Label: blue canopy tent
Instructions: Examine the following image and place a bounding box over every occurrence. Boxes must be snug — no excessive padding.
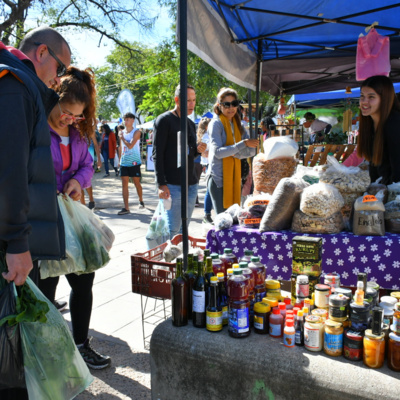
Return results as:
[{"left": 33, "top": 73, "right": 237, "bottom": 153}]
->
[{"left": 195, "top": 111, "right": 213, "bottom": 123}]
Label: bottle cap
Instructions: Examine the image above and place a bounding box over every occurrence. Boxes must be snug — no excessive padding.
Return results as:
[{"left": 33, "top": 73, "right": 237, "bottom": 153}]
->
[
  {"left": 244, "top": 250, "right": 253, "bottom": 256},
  {"left": 272, "top": 307, "right": 281, "bottom": 315},
  {"left": 232, "top": 264, "right": 240, "bottom": 269},
  {"left": 293, "top": 307, "right": 300, "bottom": 315},
  {"left": 297, "top": 310, "right": 304, "bottom": 317},
  {"left": 210, "top": 276, "right": 218, "bottom": 283},
  {"left": 286, "top": 310, "right": 294, "bottom": 316},
  {"left": 285, "top": 319, "right": 294, "bottom": 327},
  {"left": 296, "top": 275, "right": 309, "bottom": 283},
  {"left": 309, "top": 299, "right": 314, "bottom": 306},
  {"left": 357, "top": 281, "right": 364, "bottom": 290},
  {"left": 250, "top": 256, "right": 260, "bottom": 262},
  {"left": 217, "top": 272, "right": 224, "bottom": 278},
  {"left": 224, "top": 248, "right": 232, "bottom": 254},
  {"left": 233, "top": 269, "right": 243, "bottom": 276},
  {"left": 239, "top": 262, "right": 248, "bottom": 269},
  {"left": 254, "top": 302, "right": 271, "bottom": 313},
  {"left": 227, "top": 269, "right": 233, "bottom": 275},
  {"left": 303, "top": 307, "right": 309, "bottom": 314},
  {"left": 262, "top": 298, "right": 278, "bottom": 308},
  {"left": 278, "top": 302, "right": 286, "bottom": 310},
  {"left": 211, "top": 253, "right": 219, "bottom": 260},
  {"left": 265, "top": 280, "right": 280, "bottom": 289},
  {"left": 284, "top": 297, "right": 291, "bottom": 305}
]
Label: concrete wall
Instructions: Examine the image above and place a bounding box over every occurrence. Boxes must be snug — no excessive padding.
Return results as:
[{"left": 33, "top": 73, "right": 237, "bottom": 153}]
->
[{"left": 151, "top": 320, "right": 400, "bottom": 400}]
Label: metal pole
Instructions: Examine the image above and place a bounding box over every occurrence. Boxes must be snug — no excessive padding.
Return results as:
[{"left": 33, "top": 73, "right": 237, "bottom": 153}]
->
[
  {"left": 255, "top": 40, "right": 262, "bottom": 138},
  {"left": 179, "top": 0, "right": 189, "bottom": 271},
  {"left": 248, "top": 89, "right": 253, "bottom": 138}
]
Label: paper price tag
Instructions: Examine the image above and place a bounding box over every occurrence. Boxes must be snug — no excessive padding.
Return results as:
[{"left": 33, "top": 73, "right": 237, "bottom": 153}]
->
[
  {"left": 247, "top": 200, "right": 269, "bottom": 207},
  {"left": 362, "top": 195, "right": 377, "bottom": 203},
  {"left": 244, "top": 218, "right": 261, "bottom": 224}
]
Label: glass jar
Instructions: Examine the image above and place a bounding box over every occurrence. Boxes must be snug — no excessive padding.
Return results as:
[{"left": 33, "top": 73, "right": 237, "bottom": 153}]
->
[
  {"left": 344, "top": 329, "right": 364, "bottom": 361},
  {"left": 296, "top": 275, "right": 309, "bottom": 298},
  {"left": 253, "top": 301, "right": 271, "bottom": 334},
  {"left": 329, "top": 293, "right": 349, "bottom": 322},
  {"left": 393, "top": 302, "right": 400, "bottom": 334},
  {"left": 349, "top": 301, "right": 370, "bottom": 331},
  {"left": 312, "top": 308, "right": 328, "bottom": 322},
  {"left": 324, "top": 320, "right": 343, "bottom": 357},
  {"left": 314, "top": 284, "right": 331, "bottom": 308},
  {"left": 324, "top": 272, "right": 340, "bottom": 292},
  {"left": 388, "top": 331, "right": 400, "bottom": 372},
  {"left": 391, "top": 292, "right": 400, "bottom": 302},
  {"left": 266, "top": 279, "right": 281, "bottom": 301},
  {"left": 304, "top": 315, "right": 324, "bottom": 352},
  {"left": 363, "top": 329, "right": 385, "bottom": 368}
]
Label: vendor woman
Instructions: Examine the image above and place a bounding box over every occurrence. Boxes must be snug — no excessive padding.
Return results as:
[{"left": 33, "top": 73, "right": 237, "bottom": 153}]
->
[
  {"left": 207, "top": 87, "right": 258, "bottom": 214},
  {"left": 303, "top": 112, "right": 332, "bottom": 144},
  {"left": 357, "top": 75, "right": 400, "bottom": 185}
]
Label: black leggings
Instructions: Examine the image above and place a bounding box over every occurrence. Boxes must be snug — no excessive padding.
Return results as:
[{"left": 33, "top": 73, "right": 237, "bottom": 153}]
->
[{"left": 39, "top": 272, "right": 95, "bottom": 345}]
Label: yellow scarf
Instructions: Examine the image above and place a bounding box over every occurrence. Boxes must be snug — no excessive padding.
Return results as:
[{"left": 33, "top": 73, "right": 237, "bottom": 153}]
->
[{"left": 220, "top": 114, "right": 242, "bottom": 209}]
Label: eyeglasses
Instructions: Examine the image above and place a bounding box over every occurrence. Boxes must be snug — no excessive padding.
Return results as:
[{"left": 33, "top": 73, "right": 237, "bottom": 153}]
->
[
  {"left": 34, "top": 42, "right": 67, "bottom": 77},
  {"left": 220, "top": 100, "right": 240, "bottom": 108},
  {"left": 58, "top": 103, "right": 85, "bottom": 122}
]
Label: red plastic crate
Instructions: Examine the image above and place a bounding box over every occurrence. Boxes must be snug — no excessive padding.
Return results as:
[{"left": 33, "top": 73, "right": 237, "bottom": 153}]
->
[{"left": 131, "top": 235, "right": 206, "bottom": 299}]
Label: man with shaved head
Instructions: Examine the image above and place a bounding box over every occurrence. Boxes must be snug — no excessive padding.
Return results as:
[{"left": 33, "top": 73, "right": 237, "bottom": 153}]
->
[{"left": 0, "top": 26, "right": 71, "bottom": 399}]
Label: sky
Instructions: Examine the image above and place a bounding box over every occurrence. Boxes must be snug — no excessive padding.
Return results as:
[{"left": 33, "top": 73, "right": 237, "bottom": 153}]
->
[{"left": 27, "top": 1, "right": 174, "bottom": 69}]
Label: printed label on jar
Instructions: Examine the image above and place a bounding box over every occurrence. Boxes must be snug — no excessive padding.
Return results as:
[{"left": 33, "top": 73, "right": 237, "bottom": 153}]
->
[
  {"left": 254, "top": 315, "right": 264, "bottom": 330},
  {"left": 284, "top": 332, "right": 295, "bottom": 348},
  {"left": 222, "top": 306, "right": 228, "bottom": 325},
  {"left": 329, "top": 306, "right": 347, "bottom": 319},
  {"left": 324, "top": 333, "right": 343, "bottom": 353},
  {"left": 296, "top": 283, "right": 309, "bottom": 298},
  {"left": 304, "top": 327, "right": 321, "bottom": 349},
  {"left": 206, "top": 311, "right": 222, "bottom": 331},
  {"left": 343, "top": 334, "right": 363, "bottom": 361},
  {"left": 295, "top": 330, "right": 303, "bottom": 344},
  {"left": 255, "top": 291, "right": 266, "bottom": 303},
  {"left": 228, "top": 308, "right": 249, "bottom": 333},
  {"left": 269, "top": 323, "right": 281, "bottom": 337},
  {"left": 192, "top": 290, "right": 206, "bottom": 312}
]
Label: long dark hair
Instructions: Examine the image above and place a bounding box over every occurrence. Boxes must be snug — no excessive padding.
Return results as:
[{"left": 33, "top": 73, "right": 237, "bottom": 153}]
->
[
  {"left": 102, "top": 124, "right": 112, "bottom": 137},
  {"left": 357, "top": 75, "right": 400, "bottom": 165}
]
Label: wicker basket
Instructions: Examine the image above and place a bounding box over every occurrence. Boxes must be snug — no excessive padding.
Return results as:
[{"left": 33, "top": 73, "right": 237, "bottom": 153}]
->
[{"left": 131, "top": 234, "right": 206, "bottom": 300}]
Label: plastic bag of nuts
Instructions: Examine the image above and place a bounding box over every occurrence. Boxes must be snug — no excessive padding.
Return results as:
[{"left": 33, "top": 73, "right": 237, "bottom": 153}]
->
[
  {"left": 253, "top": 153, "right": 297, "bottom": 195},
  {"left": 300, "top": 183, "right": 344, "bottom": 217},
  {"left": 292, "top": 210, "right": 344, "bottom": 234}
]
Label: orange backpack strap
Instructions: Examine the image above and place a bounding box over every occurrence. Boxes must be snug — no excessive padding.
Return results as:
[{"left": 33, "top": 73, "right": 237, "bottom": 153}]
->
[{"left": 0, "top": 69, "right": 23, "bottom": 83}]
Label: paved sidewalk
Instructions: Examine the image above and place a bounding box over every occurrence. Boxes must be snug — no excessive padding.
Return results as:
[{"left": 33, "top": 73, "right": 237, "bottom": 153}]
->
[{"left": 55, "top": 166, "right": 209, "bottom": 399}]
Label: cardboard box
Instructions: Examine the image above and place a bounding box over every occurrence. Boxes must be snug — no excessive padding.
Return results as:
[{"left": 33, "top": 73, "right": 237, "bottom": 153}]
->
[{"left": 292, "top": 236, "right": 322, "bottom": 276}]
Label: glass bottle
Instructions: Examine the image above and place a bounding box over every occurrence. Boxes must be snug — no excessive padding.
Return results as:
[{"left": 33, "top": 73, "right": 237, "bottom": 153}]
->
[
  {"left": 217, "top": 272, "right": 228, "bottom": 326},
  {"left": 192, "top": 260, "right": 206, "bottom": 328},
  {"left": 354, "top": 281, "right": 365, "bottom": 306},
  {"left": 171, "top": 257, "right": 188, "bottom": 327},
  {"left": 363, "top": 329, "right": 385, "bottom": 368},
  {"left": 388, "top": 331, "right": 400, "bottom": 372},
  {"left": 206, "top": 276, "right": 222, "bottom": 332},
  {"left": 220, "top": 248, "right": 238, "bottom": 278},
  {"left": 211, "top": 253, "right": 224, "bottom": 276},
  {"left": 248, "top": 256, "right": 266, "bottom": 303},
  {"left": 295, "top": 310, "right": 304, "bottom": 346},
  {"left": 184, "top": 254, "right": 196, "bottom": 320},
  {"left": 204, "top": 256, "right": 215, "bottom": 307}
]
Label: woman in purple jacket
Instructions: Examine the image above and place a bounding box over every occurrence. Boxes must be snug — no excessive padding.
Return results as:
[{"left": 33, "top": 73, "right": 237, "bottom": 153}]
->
[{"left": 39, "top": 66, "right": 111, "bottom": 370}]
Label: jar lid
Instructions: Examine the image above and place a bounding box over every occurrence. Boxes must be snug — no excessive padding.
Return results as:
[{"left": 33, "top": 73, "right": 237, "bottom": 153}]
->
[
  {"left": 254, "top": 302, "right": 270, "bottom": 313},
  {"left": 364, "top": 329, "right": 385, "bottom": 340},
  {"left": 263, "top": 298, "right": 279, "bottom": 308},
  {"left": 350, "top": 301, "right": 370, "bottom": 311},
  {"left": 345, "top": 329, "right": 364, "bottom": 340},
  {"left": 305, "top": 315, "right": 321, "bottom": 324},
  {"left": 329, "top": 293, "right": 349, "bottom": 306},
  {"left": 395, "top": 302, "right": 400, "bottom": 312},
  {"left": 315, "top": 284, "right": 330, "bottom": 292},
  {"left": 325, "top": 319, "right": 342, "bottom": 328},
  {"left": 210, "top": 276, "right": 218, "bottom": 283},
  {"left": 380, "top": 296, "right": 397, "bottom": 305},
  {"left": 224, "top": 248, "right": 233, "bottom": 254},
  {"left": 389, "top": 331, "right": 400, "bottom": 341},
  {"left": 324, "top": 273, "right": 340, "bottom": 280},
  {"left": 296, "top": 275, "right": 309, "bottom": 283},
  {"left": 390, "top": 291, "right": 400, "bottom": 300},
  {"left": 211, "top": 253, "right": 219, "bottom": 259},
  {"left": 265, "top": 279, "right": 280, "bottom": 289},
  {"left": 334, "top": 287, "right": 352, "bottom": 298},
  {"left": 366, "top": 288, "right": 378, "bottom": 298},
  {"left": 239, "top": 262, "right": 248, "bottom": 269},
  {"left": 312, "top": 308, "right": 327, "bottom": 317}
]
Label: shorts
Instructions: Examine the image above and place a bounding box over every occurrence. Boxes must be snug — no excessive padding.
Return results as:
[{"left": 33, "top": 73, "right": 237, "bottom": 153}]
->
[{"left": 120, "top": 165, "right": 141, "bottom": 178}]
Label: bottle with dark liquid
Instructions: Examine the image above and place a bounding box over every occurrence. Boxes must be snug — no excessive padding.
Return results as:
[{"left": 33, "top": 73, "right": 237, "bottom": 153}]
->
[
  {"left": 211, "top": 253, "right": 224, "bottom": 276},
  {"left": 205, "top": 256, "right": 215, "bottom": 307},
  {"left": 220, "top": 248, "right": 238, "bottom": 279},
  {"left": 184, "top": 253, "right": 196, "bottom": 320},
  {"left": 239, "top": 249, "right": 253, "bottom": 263},
  {"left": 217, "top": 272, "right": 229, "bottom": 326},
  {"left": 192, "top": 260, "right": 206, "bottom": 328},
  {"left": 171, "top": 257, "right": 188, "bottom": 327},
  {"left": 203, "top": 248, "right": 210, "bottom": 261},
  {"left": 206, "top": 276, "right": 223, "bottom": 332}
]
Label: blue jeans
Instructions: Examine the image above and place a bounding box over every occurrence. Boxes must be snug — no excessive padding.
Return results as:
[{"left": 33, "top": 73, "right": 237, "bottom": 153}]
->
[
  {"left": 166, "top": 184, "right": 198, "bottom": 239},
  {"left": 204, "top": 189, "right": 213, "bottom": 214},
  {"left": 101, "top": 148, "right": 114, "bottom": 174}
]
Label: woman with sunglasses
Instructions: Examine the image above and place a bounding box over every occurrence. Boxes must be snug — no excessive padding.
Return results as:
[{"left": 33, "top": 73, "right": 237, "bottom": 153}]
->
[
  {"left": 208, "top": 87, "right": 259, "bottom": 214},
  {"left": 39, "top": 66, "right": 111, "bottom": 370}
]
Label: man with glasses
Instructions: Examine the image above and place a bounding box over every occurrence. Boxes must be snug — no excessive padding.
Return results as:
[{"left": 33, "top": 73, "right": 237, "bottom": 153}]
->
[
  {"left": 0, "top": 26, "right": 71, "bottom": 399},
  {"left": 153, "top": 84, "right": 207, "bottom": 239}
]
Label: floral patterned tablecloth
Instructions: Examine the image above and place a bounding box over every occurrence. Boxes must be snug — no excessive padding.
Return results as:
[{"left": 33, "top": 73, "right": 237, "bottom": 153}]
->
[{"left": 206, "top": 225, "right": 400, "bottom": 289}]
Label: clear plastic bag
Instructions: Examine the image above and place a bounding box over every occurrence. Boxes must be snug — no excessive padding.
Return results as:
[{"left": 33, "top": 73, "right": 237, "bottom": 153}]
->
[
  {"left": 294, "top": 164, "right": 323, "bottom": 185},
  {"left": 19, "top": 277, "right": 93, "bottom": 400},
  {"left": 300, "top": 183, "right": 344, "bottom": 217},
  {"left": 146, "top": 200, "right": 170, "bottom": 249},
  {"left": 387, "top": 181, "right": 400, "bottom": 202},
  {"left": 260, "top": 177, "right": 309, "bottom": 232},
  {"left": 292, "top": 210, "right": 344, "bottom": 234},
  {"left": 354, "top": 194, "right": 385, "bottom": 212},
  {"left": 238, "top": 208, "right": 262, "bottom": 229},
  {"left": 353, "top": 210, "right": 385, "bottom": 236},
  {"left": 214, "top": 212, "right": 233, "bottom": 231},
  {"left": 263, "top": 136, "right": 299, "bottom": 160},
  {"left": 163, "top": 240, "right": 182, "bottom": 263},
  {"left": 367, "top": 178, "right": 388, "bottom": 203},
  {"left": 226, "top": 203, "right": 241, "bottom": 224},
  {"left": 384, "top": 195, "right": 400, "bottom": 232},
  {"left": 243, "top": 194, "right": 271, "bottom": 215}
]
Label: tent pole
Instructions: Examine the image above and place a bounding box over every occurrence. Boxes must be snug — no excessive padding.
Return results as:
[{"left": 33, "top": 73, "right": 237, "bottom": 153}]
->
[
  {"left": 248, "top": 89, "right": 253, "bottom": 138},
  {"left": 179, "top": 0, "right": 188, "bottom": 271},
  {"left": 255, "top": 40, "right": 262, "bottom": 138}
]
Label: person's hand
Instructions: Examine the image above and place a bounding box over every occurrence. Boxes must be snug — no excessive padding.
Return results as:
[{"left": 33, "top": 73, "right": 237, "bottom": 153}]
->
[
  {"left": 201, "top": 150, "right": 209, "bottom": 158},
  {"left": 63, "top": 179, "right": 82, "bottom": 201},
  {"left": 97, "top": 160, "right": 102, "bottom": 169},
  {"left": 3, "top": 251, "right": 33, "bottom": 286},
  {"left": 158, "top": 185, "right": 170, "bottom": 199},
  {"left": 245, "top": 139, "right": 259, "bottom": 148},
  {"left": 197, "top": 142, "right": 207, "bottom": 153}
]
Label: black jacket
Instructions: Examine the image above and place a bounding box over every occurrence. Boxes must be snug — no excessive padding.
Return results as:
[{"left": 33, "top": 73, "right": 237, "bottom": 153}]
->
[
  {"left": 369, "top": 110, "right": 400, "bottom": 185},
  {"left": 0, "top": 47, "right": 65, "bottom": 260}
]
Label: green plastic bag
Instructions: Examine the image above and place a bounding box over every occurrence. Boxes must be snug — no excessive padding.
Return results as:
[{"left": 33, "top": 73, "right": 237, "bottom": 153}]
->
[{"left": 19, "top": 278, "right": 93, "bottom": 400}]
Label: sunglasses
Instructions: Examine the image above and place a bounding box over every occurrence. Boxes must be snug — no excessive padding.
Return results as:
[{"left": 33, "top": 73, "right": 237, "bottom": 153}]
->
[
  {"left": 220, "top": 100, "right": 240, "bottom": 108},
  {"left": 34, "top": 42, "right": 67, "bottom": 77},
  {"left": 58, "top": 103, "right": 85, "bottom": 122}
]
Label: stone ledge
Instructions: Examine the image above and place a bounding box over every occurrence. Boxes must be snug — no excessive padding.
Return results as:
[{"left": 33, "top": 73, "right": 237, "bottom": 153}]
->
[{"left": 150, "top": 319, "right": 400, "bottom": 400}]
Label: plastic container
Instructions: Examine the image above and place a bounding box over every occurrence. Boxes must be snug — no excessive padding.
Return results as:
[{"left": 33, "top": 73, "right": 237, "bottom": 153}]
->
[
  {"left": 248, "top": 257, "right": 266, "bottom": 303},
  {"left": 220, "top": 248, "right": 238, "bottom": 278},
  {"left": 324, "top": 320, "right": 343, "bottom": 357},
  {"left": 278, "top": 302, "right": 287, "bottom": 331},
  {"left": 388, "top": 331, "right": 400, "bottom": 371},
  {"left": 239, "top": 262, "right": 256, "bottom": 325},
  {"left": 349, "top": 301, "right": 370, "bottom": 331},
  {"left": 329, "top": 293, "right": 349, "bottom": 322},
  {"left": 312, "top": 308, "right": 328, "bottom": 322},
  {"left": 253, "top": 301, "right": 271, "bottom": 334},
  {"left": 262, "top": 298, "right": 278, "bottom": 309},
  {"left": 393, "top": 303, "right": 400, "bottom": 334},
  {"left": 314, "top": 284, "right": 331, "bottom": 308},
  {"left": 217, "top": 272, "right": 228, "bottom": 326},
  {"left": 284, "top": 297, "right": 294, "bottom": 311},
  {"left": 365, "top": 288, "right": 378, "bottom": 309},
  {"left": 228, "top": 269, "right": 250, "bottom": 338},
  {"left": 266, "top": 279, "right": 281, "bottom": 301},
  {"left": 343, "top": 329, "right": 364, "bottom": 361},
  {"left": 363, "top": 329, "right": 385, "bottom": 368},
  {"left": 269, "top": 307, "right": 283, "bottom": 338},
  {"left": 304, "top": 315, "right": 324, "bottom": 352},
  {"left": 296, "top": 275, "right": 309, "bottom": 298},
  {"left": 239, "top": 249, "right": 253, "bottom": 264},
  {"left": 324, "top": 273, "right": 340, "bottom": 292},
  {"left": 283, "top": 319, "right": 296, "bottom": 348},
  {"left": 211, "top": 253, "right": 225, "bottom": 276}
]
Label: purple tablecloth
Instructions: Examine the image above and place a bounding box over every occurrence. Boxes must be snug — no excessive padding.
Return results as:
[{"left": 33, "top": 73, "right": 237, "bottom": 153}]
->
[{"left": 206, "top": 225, "right": 400, "bottom": 289}]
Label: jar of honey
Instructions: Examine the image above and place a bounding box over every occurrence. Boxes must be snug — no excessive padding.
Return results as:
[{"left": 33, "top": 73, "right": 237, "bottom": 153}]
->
[
  {"left": 388, "top": 331, "right": 400, "bottom": 372},
  {"left": 363, "top": 329, "right": 385, "bottom": 369},
  {"left": 324, "top": 320, "right": 343, "bottom": 357}
]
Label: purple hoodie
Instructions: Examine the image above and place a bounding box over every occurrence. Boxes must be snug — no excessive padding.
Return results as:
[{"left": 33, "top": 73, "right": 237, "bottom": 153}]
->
[{"left": 50, "top": 125, "right": 94, "bottom": 193}]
